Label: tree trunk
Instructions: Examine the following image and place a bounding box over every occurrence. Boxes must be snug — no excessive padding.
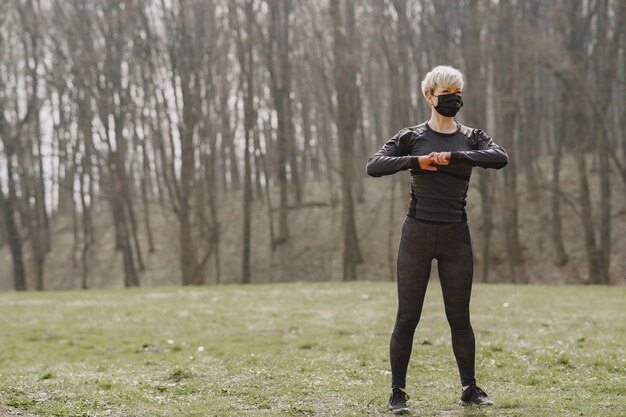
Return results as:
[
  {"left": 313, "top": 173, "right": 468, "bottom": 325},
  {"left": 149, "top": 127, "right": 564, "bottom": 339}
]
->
[
  {"left": 140, "top": 135, "right": 156, "bottom": 253},
  {"left": 331, "top": 0, "right": 362, "bottom": 281},
  {"left": 0, "top": 165, "right": 27, "bottom": 291},
  {"left": 239, "top": 0, "right": 256, "bottom": 284},
  {"left": 265, "top": 0, "right": 293, "bottom": 245},
  {"left": 550, "top": 93, "right": 569, "bottom": 267}
]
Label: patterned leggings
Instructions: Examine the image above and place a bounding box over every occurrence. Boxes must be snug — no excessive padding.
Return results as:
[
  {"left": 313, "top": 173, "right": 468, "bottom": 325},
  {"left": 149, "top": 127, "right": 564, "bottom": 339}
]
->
[{"left": 390, "top": 215, "right": 477, "bottom": 388}]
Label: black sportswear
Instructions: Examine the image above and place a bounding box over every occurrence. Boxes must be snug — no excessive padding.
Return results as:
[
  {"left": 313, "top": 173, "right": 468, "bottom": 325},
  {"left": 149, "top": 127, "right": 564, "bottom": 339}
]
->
[
  {"left": 367, "top": 121, "right": 507, "bottom": 396},
  {"left": 366, "top": 122, "right": 508, "bottom": 222},
  {"left": 390, "top": 216, "right": 477, "bottom": 389}
]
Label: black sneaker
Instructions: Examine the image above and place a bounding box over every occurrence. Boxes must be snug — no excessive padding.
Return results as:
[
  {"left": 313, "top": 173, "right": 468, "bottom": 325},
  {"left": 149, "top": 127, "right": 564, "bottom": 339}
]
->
[
  {"left": 459, "top": 384, "right": 494, "bottom": 406},
  {"left": 388, "top": 387, "right": 410, "bottom": 414}
]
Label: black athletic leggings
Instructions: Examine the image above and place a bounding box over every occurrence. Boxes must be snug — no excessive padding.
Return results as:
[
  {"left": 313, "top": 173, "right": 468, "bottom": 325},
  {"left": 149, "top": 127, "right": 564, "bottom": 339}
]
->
[{"left": 390, "top": 215, "right": 477, "bottom": 388}]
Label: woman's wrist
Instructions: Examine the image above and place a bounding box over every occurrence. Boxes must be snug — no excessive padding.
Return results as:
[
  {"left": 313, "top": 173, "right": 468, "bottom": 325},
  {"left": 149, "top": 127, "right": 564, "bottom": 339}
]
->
[
  {"left": 409, "top": 156, "right": 422, "bottom": 170},
  {"left": 450, "top": 151, "right": 462, "bottom": 163}
]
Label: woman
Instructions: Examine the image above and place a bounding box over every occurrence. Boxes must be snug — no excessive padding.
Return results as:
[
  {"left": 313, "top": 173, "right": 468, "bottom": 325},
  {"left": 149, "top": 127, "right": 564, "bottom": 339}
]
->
[{"left": 366, "top": 65, "right": 508, "bottom": 414}]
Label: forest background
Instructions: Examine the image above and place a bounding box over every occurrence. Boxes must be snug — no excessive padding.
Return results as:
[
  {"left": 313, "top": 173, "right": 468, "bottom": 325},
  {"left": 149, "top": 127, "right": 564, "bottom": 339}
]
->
[{"left": 0, "top": 0, "right": 625, "bottom": 291}]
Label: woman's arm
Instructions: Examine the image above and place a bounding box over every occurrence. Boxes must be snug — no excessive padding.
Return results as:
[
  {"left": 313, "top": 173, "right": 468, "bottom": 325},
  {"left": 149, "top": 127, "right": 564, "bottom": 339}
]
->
[
  {"left": 449, "top": 129, "right": 509, "bottom": 169},
  {"left": 366, "top": 129, "right": 426, "bottom": 177}
]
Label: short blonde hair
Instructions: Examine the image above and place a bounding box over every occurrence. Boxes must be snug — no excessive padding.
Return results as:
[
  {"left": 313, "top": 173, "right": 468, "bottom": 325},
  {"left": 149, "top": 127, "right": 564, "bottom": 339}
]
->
[{"left": 421, "top": 65, "right": 464, "bottom": 98}]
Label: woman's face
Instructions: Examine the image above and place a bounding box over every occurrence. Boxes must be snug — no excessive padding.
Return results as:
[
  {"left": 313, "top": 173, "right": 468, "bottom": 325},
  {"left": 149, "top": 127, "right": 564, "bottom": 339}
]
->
[{"left": 427, "top": 85, "right": 463, "bottom": 107}]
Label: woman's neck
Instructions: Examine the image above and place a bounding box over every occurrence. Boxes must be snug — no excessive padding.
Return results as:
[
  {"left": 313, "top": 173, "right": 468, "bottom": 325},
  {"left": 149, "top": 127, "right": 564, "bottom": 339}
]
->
[{"left": 427, "top": 112, "right": 457, "bottom": 133}]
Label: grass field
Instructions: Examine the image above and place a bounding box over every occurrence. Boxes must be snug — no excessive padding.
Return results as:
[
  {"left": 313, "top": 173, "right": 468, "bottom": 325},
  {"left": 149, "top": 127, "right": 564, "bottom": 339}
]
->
[{"left": 0, "top": 281, "right": 624, "bottom": 417}]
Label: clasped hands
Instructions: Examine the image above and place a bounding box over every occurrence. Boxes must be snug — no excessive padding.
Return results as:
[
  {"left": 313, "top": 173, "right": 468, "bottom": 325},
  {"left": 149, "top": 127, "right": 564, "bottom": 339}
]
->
[{"left": 418, "top": 151, "right": 451, "bottom": 171}]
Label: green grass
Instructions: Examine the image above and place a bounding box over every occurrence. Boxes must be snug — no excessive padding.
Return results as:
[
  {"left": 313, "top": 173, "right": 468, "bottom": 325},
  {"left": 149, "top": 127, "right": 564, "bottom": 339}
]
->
[{"left": 0, "top": 281, "right": 624, "bottom": 416}]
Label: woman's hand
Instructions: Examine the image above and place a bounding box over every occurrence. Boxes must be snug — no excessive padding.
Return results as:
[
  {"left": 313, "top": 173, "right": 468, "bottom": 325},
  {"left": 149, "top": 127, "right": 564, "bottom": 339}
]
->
[
  {"left": 418, "top": 153, "right": 438, "bottom": 171},
  {"left": 432, "top": 151, "right": 451, "bottom": 165}
]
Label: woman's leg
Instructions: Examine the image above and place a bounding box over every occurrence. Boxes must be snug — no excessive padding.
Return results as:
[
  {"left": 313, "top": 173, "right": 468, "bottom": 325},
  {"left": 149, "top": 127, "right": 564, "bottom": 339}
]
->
[
  {"left": 436, "top": 222, "right": 477, "bottom": 387},
  {"left": 390, "top": 216, "right": 436, "bottom": 389}
]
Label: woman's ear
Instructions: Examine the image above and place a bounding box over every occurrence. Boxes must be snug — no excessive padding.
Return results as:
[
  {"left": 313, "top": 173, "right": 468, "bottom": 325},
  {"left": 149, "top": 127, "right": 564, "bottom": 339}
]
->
[{"left": 426, "top": 92, "right": 436, "bottom": 107}]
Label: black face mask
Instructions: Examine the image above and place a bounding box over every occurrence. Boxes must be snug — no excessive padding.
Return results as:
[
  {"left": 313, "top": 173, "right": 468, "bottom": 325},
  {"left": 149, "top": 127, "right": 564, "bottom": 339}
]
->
[{"left": 432, "top": 92, "right": 463, "bottom": 117}]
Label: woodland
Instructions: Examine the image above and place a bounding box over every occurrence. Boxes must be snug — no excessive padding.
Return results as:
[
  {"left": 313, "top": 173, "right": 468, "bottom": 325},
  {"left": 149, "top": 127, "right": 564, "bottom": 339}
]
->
[{"left": 0, "top": 0, "right": 624, "bottom": 290}]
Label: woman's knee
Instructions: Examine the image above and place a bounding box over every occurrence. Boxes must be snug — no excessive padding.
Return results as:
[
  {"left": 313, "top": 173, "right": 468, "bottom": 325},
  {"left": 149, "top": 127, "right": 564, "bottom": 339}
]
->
[
  {"left": 445, "top": 312, "right": 472, "bottom": 332},
  {"left": 392, "top": 312, "right": 421, "bottom": 335}
]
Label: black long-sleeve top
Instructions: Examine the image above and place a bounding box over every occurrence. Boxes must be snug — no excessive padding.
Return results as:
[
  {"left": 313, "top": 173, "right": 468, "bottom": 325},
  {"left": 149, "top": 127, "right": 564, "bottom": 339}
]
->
[{"left": 366, "top": 122, "right": 509, "bottom": 222}]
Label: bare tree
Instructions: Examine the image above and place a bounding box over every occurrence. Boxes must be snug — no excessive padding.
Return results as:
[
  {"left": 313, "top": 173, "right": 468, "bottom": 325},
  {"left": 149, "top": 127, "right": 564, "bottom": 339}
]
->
[
  {"left": 330, "top": 0, "right": 363, "bottom": 281},
  {"left": 230, "top": 0, "right": 257, "bottom": 283}
]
